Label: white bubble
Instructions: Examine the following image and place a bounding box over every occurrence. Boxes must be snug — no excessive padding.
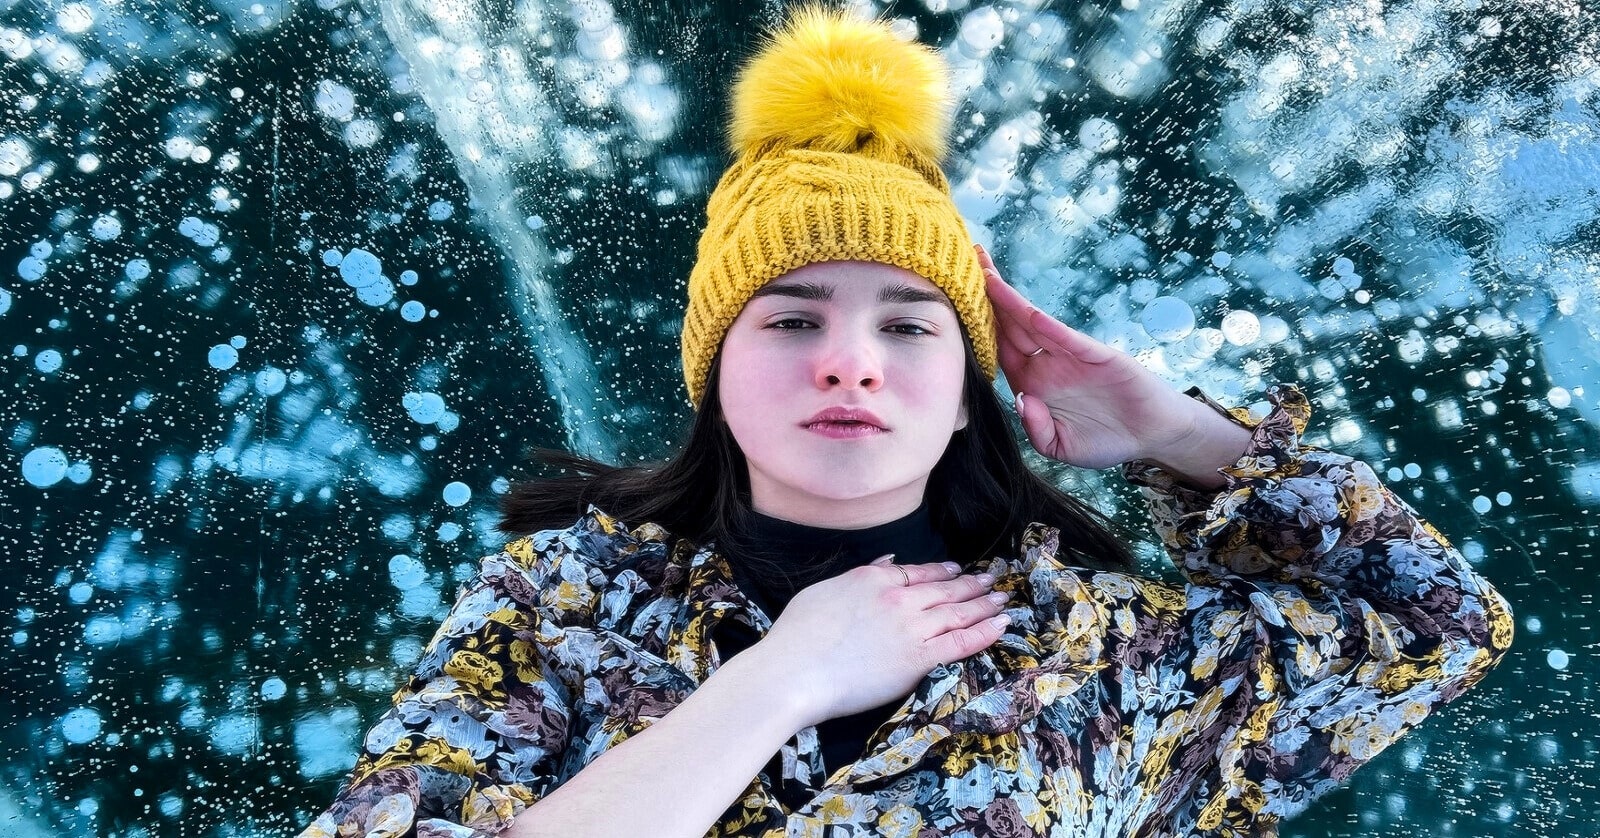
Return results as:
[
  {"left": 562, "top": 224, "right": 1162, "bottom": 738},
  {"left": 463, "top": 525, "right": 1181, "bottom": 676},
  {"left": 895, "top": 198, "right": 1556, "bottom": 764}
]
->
[
  {"left": 178, "top": 216, "right": 220, "bottom": 246},
  {"left": 399, "top": 269, "right": 418, "bottom": 285},
  {"left": 0, "top": 137, "right": 33, "bottom": 176},
  {"left": 260, "top": 677, "right": 287, "bottom": 701},
  {"left": 1547, "top": 387, "right": 1571, "bottom": 409},
  {"left": 22, "top": 446, "right": 69, "bottom": 487},
  {"left": 18, "top": 256, "right": 47, "bottom": 281},
  {"left": 437, "top": 521, "right": 462, "bottom": 542},
  {"left": 163, "top": 137, "right": 195, "bottom": 160},
  {"left": 442, "top": 481, "right": 471, "bottom": 507},
  {"left": 125, "top": 259, "right": 150, "bottom": 280},
  {"left": 1495, "top": 491, "right": 1512, "bottom": 506},
  {"left": 338, "top": 248, "right": 383, "bottom": 288},
  {"left": 355, "top": 275, "right": 396, "bottom": 307},
  {"left": 84, "top": 614, "right": 123, "bottom": 646},
  {"left": 207, "top": 344, "right": 238, "bottom": 370},
  {"left": 90, "top": 215, "right": 122, "bottom": 240},
  {"left": 402, "top": 391, "right": 446, "bottom": 424},
  {"left": 400, "top": 301, "right": 426, "bottom": 322},
  {"left": 388, "top": 554, "right": 427, "bottom": 590},
  {"left": 1077, "top": 117, "right": 1121, "bottom": 154},
  {"left": 58, "top": 4, "right": 96, "bottom": 34},
  {"left": 1547, "top": 649, "right": 1569, "bottom": 671},
  {"left": 60, "top": 707, "right": 103, "bottom": 744},
  {"left": 1220, "top": 310, "right": 1261, "bottom": 346},
  {"left": 313, "top": 79, "right": 356, "bottom": 121},
  {"left": 1139, "top": 296, "right": 1195, "bottom": 342},
  {"left": 210, "top": 713, "right": 259, "bottom": 756},
  {"left": 427, "top": 201, "right": 454, "bottom": 220},
  {"left": 344, "top": 119, "right": 380, "bottom": 148},
  {"left": 1471, "top": 495, "right": 1492, "bottom": 514},
  {"left": 254, "top": 366, "right": 287, "bottom": 396},
  {"left": 957, "top": 7, "right": 1005, "bottom": 55},
  {"left": 35, "top": 349, "right": 63, "bottom": 373},
  {"left": 1210, "top": 251, "right": 1232, "bottom": 269},
  {"left": 68, "top": 582, "right": 94, "bottom": 604},
  {"left": 1332, "top": 256, "right": 1355, "bottom": 276}
]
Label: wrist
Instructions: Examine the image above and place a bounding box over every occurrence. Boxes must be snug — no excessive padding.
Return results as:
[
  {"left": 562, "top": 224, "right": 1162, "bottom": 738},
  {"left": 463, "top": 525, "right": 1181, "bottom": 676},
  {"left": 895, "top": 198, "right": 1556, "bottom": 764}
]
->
[
  {"left": 721, "top": 639, "right": 819, "bottom": 731},
  {"left": 1141, "top": 394, "right": 1254, "bottom": 491}
]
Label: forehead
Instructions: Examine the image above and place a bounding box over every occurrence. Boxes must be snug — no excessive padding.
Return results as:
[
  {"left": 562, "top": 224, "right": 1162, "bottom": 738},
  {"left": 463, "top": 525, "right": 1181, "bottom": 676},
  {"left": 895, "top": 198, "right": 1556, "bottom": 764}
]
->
[{"left": 748, "top": 260, "right": 954, "bottom": 310}]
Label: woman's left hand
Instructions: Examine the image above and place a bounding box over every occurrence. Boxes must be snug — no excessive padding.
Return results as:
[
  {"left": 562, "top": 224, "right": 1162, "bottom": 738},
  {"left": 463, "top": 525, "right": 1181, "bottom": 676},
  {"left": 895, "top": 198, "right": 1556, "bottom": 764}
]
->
[{"left": 977, "top": 244, "right": 1199, "bottom": 470}]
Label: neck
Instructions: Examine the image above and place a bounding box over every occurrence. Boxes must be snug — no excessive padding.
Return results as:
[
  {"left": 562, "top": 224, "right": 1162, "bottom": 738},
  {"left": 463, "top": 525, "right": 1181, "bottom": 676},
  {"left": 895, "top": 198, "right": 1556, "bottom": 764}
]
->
[{"left": 746, "top": 477, "right": 929, "bottom": 529}]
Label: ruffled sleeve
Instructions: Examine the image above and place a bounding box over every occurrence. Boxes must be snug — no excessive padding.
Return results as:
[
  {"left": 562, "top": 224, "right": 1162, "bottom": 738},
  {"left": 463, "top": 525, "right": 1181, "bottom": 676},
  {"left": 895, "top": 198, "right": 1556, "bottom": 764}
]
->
[
  {"left": 296, "top": 537, "right": 576, "bottom": 838},
  {"left": 1114, "top": 383, "right": 1515, "bottom": 833}
]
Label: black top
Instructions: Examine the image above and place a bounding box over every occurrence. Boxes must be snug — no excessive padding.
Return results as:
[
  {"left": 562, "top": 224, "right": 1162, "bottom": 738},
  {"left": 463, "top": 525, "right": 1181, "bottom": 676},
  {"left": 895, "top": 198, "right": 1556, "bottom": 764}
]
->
[{"left": 710, "top": 499, "right": 949, "bottom": 803}]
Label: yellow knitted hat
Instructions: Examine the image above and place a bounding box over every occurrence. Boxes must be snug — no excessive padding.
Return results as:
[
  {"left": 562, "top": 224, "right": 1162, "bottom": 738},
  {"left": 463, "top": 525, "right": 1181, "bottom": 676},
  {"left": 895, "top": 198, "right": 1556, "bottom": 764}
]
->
[{"left": 680, "top": 3, "right": 997, "bottom": 410}]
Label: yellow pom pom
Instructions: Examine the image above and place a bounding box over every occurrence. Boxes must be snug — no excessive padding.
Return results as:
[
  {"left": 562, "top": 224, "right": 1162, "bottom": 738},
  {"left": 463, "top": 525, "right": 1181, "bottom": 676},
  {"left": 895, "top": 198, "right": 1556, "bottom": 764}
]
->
[{"left": 729, "top": 4, "right": 953, "bottom": 163}]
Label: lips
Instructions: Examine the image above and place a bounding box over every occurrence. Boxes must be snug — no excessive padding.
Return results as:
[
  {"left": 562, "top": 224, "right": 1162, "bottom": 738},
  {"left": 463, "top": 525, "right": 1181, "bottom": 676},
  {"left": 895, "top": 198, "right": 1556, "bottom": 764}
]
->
[{"left": 802, "top": 406, "right": 888, "bottom": 430}]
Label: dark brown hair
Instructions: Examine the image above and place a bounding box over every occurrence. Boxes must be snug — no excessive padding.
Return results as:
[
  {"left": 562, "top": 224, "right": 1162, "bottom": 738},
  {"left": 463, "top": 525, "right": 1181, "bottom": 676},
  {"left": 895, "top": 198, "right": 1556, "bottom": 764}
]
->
[{"left": 496, "top": 328, "right": 1141, "bottom": 582}]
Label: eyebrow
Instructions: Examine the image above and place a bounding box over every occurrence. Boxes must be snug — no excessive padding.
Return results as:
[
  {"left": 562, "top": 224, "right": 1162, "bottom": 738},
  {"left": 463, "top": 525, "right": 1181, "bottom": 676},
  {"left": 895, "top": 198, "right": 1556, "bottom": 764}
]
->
[{"left": 749, "top": 281, "right": 954, "bottom": 310}]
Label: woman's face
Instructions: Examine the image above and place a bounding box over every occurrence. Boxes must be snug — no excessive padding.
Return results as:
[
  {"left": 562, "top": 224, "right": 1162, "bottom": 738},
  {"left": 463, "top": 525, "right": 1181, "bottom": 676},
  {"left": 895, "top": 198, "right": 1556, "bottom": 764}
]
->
[{"left": 717, "top": 260, "right": 970, "bottom": 528}]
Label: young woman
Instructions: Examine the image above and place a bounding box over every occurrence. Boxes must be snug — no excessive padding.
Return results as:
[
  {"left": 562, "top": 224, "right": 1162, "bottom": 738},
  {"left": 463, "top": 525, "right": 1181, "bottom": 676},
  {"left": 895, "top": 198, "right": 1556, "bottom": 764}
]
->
[{"left": 300, "top": 6, "right": 1513, "bottom": 837}]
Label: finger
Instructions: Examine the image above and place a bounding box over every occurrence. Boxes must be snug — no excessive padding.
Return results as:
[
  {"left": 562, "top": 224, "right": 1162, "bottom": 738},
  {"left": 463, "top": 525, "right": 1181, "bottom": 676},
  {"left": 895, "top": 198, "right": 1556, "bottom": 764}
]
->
[
  {"left": 882, "top": 559, "right": 963, "bottom": 584},
  {"left": 986, "top": 276, "right": 1053, "bottom": 369},
  {"left": 978, "top": 252, "right": 1040, "bottom": 328},
  {"left": 928, "top": 612, "right": 1011, "bottom": 663},
  {"left": 1023, "top": 307, "right": 1119, "bottom": 364},
  {"left": 1015, "top": 391, "right": 1060, "bottom": 456}
]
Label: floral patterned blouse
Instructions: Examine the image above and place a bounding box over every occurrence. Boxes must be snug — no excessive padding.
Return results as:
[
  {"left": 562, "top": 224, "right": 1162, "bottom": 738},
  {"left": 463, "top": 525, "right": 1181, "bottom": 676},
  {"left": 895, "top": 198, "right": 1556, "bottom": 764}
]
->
[{"left": 298, "top": 383, "right": 1515, "bottom": 837}]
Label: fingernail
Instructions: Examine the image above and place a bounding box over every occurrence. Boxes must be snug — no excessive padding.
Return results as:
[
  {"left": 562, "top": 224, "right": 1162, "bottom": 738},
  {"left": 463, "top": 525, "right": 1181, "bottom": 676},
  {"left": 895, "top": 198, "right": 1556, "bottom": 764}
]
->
[
  {"left": 874, "top": 553, "right": 897, "bottom": 564},
  {"left": 989, "top": 614, "right": 1012, "bottom": 629},
  {"left": 942, "top": 561, "right": 962, "bottom": 574},
  {"left": 975, "top": 572, "right": 996, "bottom": 586},
  {"left": 986, "top": 591, "right": 1011, "bottom": 605}
]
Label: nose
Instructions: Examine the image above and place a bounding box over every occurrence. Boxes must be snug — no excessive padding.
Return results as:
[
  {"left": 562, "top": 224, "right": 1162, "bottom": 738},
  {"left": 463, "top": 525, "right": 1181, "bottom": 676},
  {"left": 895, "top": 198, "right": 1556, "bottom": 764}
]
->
[{"left": 813, "top": 323, "right": 884, "bottom": 392}]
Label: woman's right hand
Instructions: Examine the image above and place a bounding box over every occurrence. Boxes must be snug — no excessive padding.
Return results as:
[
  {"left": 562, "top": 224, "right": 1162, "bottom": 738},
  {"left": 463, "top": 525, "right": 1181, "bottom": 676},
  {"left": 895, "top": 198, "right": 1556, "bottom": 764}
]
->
[{"left": 750, "top": 556, "right": 1013, "bottom": 729}]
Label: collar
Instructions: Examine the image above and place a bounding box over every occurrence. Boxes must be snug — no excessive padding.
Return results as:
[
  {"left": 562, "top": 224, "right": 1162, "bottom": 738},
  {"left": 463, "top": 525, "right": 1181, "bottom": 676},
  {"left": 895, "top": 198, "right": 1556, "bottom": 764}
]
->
[{"left": 558, "top": 504, "right": 1111, "bottom": 791}]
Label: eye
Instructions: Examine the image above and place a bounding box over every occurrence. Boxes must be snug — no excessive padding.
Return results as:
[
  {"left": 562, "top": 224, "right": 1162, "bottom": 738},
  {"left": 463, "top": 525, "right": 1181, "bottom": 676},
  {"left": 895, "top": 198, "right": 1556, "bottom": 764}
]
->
[
  {"left": 888, "top": 323, "right": 932, "bottom": 336},
  {"left": 767, "top": 318, "right": 815, "bottom": 330}
]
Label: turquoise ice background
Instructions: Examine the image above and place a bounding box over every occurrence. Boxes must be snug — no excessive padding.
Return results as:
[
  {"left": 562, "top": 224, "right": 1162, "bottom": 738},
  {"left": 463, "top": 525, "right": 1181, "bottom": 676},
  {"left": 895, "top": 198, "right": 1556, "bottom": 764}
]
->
[{"left": 1, "top": 0, "right": 1594, "bottom": 835}]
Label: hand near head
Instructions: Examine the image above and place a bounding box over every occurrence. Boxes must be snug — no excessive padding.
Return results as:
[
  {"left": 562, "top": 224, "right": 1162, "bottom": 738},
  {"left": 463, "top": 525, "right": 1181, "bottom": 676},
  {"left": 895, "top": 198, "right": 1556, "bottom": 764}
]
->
[{"left": 976, "top": 244, "right": 1198, "bottom": 470}]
